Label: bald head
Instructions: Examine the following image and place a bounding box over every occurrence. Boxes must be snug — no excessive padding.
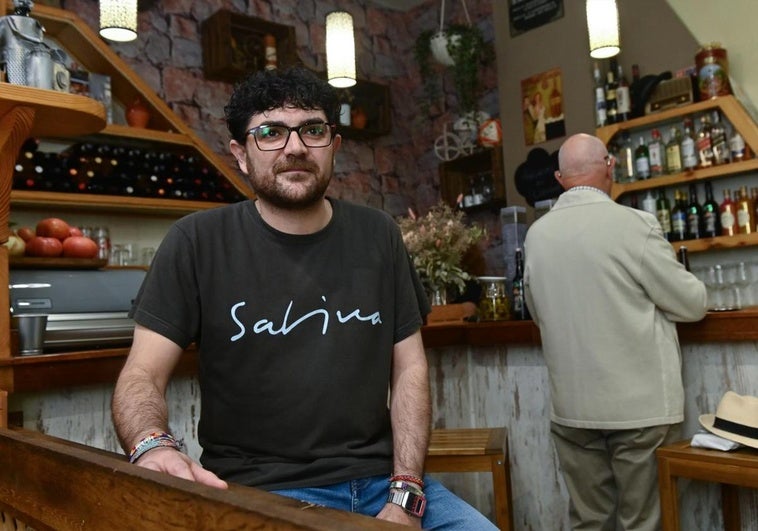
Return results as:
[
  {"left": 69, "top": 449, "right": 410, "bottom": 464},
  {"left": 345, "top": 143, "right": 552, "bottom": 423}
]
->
[{"left": 556, "top": 133, "right": 612, "bottom": 192}]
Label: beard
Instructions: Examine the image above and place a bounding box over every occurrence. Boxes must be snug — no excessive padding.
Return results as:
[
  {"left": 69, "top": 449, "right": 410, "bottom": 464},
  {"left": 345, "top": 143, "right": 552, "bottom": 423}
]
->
[{"left": 247, "top": 155, "right": 332, "bottom": 210}]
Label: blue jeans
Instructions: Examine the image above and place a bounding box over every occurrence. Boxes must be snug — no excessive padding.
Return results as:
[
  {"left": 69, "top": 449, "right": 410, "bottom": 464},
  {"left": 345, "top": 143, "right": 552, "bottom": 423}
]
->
[{"left": 272, "top": 474, "right": 498, "bottom": 530}]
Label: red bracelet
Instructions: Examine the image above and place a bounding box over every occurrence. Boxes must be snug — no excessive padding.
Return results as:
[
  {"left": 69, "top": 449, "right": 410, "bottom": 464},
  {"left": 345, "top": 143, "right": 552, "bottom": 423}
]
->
[{"left": 390, "top": 474, "right": 424, "bottom": 488}]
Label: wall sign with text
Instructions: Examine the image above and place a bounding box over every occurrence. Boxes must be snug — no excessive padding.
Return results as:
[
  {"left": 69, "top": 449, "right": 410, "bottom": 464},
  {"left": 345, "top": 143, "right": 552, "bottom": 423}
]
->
[{"left": 509, "top": 0, "right": 564, "bottom": 37}]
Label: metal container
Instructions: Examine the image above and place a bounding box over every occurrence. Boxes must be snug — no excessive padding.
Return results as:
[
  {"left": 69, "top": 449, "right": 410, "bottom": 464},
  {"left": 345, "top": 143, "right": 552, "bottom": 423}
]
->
[{"left": 695, "top": 43, "right": 731, "bottom": 100}]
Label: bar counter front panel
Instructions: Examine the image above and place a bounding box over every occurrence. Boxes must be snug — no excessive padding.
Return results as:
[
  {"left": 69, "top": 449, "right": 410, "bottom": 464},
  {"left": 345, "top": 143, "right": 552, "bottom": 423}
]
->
[{"left": 6, "top": 313, "right": 758, "bottom": 529}]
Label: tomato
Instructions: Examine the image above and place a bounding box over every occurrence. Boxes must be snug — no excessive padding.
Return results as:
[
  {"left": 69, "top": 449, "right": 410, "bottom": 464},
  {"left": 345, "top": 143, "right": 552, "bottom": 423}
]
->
[
  {"left": 16, "top": 226, "right": 36, "bottom": 242},
  {"left": 68, "top": 226, "right": 83, "bottom": 238},
  {"left": 36, "top": 217, "right": 71, "bottom": 241},
  {"left": 62, "top": 236, "right": 99, "bottom": 259},
  {"left": 25, "top": 236, "right": 64, "bottom": 257}
]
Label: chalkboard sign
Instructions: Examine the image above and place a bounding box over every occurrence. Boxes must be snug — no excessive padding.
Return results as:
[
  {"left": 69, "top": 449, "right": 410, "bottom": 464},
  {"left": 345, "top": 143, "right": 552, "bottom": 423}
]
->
[{"left": 509, "top": 0, "right": 564, "bottom": 37}]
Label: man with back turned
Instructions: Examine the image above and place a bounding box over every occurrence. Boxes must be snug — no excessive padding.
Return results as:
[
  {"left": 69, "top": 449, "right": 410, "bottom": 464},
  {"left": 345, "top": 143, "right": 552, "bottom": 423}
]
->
[{"left": 523, "top": 133, "right": 708, "bottom": 530}]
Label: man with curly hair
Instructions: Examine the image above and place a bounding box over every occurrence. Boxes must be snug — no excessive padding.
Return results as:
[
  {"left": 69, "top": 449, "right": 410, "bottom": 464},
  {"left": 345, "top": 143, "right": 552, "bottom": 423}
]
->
[{"left": 112, "top": 66, "right": 496, "bottom": 530}]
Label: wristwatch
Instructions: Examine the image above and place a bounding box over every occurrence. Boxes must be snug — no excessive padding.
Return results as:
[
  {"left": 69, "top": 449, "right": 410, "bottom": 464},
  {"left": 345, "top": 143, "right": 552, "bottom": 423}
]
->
[{"left": 387, "top": 488, "right": 426, "bottom": 518}]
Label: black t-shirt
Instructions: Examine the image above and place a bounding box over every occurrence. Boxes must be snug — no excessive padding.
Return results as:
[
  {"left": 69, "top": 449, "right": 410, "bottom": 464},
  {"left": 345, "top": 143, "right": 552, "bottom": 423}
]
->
[{"left": 131, "top": 198, "right": 429, "bottom": 489}]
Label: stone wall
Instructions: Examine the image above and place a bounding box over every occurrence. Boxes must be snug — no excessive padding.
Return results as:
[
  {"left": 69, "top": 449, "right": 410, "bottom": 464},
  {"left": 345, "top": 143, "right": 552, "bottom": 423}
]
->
[{"left": 58, "top": 0, "right": 499, "bottom": 228}]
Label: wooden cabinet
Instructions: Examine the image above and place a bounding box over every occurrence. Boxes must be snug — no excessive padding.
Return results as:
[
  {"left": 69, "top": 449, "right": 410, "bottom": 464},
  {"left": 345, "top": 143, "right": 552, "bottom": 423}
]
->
[
  {"left": 598, "top": 95, "right": 758, "bottom": 253},
  {"left": 201, "top": 9, "right": 298, "bottom": 82},
  {"left": 439, "top": 148, "right": 506, "bottom": 212},
  {"left": 336, "top": 78, "right": 392, "bottom": 140}
]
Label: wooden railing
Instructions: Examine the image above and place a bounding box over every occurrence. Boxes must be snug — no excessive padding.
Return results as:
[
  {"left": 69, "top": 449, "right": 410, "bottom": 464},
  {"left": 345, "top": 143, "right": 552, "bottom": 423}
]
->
[{"left": 0, "top": 427, "right": 398, "bottom": 530}]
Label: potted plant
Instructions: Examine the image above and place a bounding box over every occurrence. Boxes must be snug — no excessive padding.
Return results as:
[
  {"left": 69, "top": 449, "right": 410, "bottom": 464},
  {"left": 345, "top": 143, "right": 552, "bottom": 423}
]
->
[{"left": 414, "top": 23, "right": 493, "bottom": 117}]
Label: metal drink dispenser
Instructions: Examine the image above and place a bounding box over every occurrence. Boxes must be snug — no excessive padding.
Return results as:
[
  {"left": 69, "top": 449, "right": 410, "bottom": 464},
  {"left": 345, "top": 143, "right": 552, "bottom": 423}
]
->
[{"left": 0, "top": 0, "right": 51, "bottom": 88}]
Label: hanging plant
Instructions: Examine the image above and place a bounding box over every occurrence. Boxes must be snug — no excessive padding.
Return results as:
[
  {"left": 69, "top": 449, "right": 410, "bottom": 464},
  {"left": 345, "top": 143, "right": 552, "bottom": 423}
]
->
[{"left": 414, "top": 23, "right": 493, "bottom": 117}]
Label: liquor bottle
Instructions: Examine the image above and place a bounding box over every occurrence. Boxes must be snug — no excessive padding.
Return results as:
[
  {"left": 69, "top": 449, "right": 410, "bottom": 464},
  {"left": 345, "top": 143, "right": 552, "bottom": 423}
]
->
[
  {"left": 617, "top": 132, "right": 635, "bottom": 182},
  {"left": 634, "top": 136, "right": 651, "bottom": 179},
  {"left": 702, "top": 181, "right": 721, "bottom": 237},
  {"left": 593, "top": 62, "right": 607, "bottom": 128},
  {"left": 681, "top": 118, "right": 698, "bottom": 171},
  {"left": 710, "top": 111, "right": 730, "bottom": 164},
  {"left": 696, "top": 114, "right": 714, "bottom": 168},
  {"left": 753, "top": 187, "right": 758, "bottom": 230},
  {"left": 678, "top": 246, "right": 691, "bottom": 272},
  {"left": 665, "top": 126, "right": 682, "bottom": 174},
  {"left": 729, "top": 130, "right": 746, "bottom": 161},
  {"left": 511, "top": 248, "right": 530, "bottom": 320},
  {"left": 648, "top": 128, "right": 665, "bottom": 177},
  {"left": 605, "top": 65, "right": 618, "bottom": 125},
  {"left": 641, "top": 190, "right": 657, "bottom": 217},
  {"left": 686, "top": 183, "right": 703, "bottom": 240},
  {"left": 670, "top": 189, "right": 687, "bottom": 241},
  {"left": 629, "top": 63, "right": 641, "bottom": 118},
  {"left": 719, "top": 189, "right": 737, "bottom": 236},
  {"left": 616, "top": 62, "right": 631, "bottom": 122},
  {"left": 735, "top": 185, "right": 754, "bottom": 234},
  {"left": 656, "top": 188, "right": 673, "bottom": 240}
]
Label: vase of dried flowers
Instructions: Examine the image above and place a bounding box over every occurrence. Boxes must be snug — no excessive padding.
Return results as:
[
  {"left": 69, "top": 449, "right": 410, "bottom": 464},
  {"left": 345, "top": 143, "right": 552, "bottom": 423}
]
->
[{"left": 397, "top": 201, "right": 485, "bottom": 305}]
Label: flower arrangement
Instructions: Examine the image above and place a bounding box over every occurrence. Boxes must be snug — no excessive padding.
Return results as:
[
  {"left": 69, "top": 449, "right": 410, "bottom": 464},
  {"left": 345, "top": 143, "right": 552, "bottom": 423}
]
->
[{"left": 398, "top": 202, "right": 485, "bottom": 302}]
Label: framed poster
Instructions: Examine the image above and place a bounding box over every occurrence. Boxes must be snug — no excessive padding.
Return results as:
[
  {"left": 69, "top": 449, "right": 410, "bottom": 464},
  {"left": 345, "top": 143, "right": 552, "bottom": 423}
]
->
[
  {"left": 521, "top": 68, "right": 565, "bottom": 146},
  {"left": 509, "top": 0, "right": 564, "bottom": 37}
]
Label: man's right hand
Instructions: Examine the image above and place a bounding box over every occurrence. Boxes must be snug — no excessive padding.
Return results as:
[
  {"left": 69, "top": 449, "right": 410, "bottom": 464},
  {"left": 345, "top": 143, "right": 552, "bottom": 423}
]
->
[{"left": 135, "top": 446, "right": 229, "bottom": 489}]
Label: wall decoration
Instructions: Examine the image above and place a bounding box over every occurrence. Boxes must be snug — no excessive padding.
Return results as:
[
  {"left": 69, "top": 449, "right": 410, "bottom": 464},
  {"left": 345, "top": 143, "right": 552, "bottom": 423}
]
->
[
  {"left": 509, "top": 0, "right": 564, "bottom": 37},
  {"left": 520, "top": 67, "right": 565, "bottom": 146}
]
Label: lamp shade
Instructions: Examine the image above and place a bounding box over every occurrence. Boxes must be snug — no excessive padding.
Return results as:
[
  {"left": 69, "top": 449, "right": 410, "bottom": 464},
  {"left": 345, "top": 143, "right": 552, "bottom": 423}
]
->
[
  {"left": 99, "top": 0, "right": 138, "bottom": 42},
  {"left": 326, "top": 11, "right": 356, "bottom": 88},
  {"left": 586, "top": 0, "right": 619, "bottom": 59}
]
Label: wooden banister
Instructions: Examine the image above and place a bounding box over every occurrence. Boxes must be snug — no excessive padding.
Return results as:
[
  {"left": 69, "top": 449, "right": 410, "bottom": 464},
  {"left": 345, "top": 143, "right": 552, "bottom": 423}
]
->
[{"left": 0, "top": 428, "right": 398, "bottom": 530}]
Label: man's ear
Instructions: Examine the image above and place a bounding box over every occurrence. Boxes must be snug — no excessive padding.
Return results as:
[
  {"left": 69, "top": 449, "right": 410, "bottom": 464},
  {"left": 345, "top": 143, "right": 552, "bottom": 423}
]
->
[{"left": 230, "top": 140, "right": 248, "bottom": 174}]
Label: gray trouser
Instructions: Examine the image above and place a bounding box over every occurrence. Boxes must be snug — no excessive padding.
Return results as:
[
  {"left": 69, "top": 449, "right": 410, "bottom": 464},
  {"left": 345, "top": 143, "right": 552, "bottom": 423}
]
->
[{"left": 551, "top": 422, "right": 681, "bottom": 531}]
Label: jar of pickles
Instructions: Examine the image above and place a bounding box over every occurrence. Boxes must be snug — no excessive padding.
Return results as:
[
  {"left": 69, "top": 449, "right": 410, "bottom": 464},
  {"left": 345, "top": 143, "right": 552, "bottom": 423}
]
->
[{"left": 477, "top": 276, "right": 510, "bottom": 321}]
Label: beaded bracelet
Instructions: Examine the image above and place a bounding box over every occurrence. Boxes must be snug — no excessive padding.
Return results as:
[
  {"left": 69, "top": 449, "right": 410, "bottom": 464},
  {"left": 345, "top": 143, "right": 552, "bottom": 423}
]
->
[
  {"left": 128, "top": 431, "right": 179, "bottom": 464},
  {"left": 390, "top": 474, "right": 424, "bottom": 489}
]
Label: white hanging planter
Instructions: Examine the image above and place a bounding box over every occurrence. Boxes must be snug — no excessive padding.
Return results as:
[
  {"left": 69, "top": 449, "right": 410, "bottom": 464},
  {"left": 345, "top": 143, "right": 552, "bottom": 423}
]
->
[{"left": 430, "top": 31, "right": 457, "bottom": 66}]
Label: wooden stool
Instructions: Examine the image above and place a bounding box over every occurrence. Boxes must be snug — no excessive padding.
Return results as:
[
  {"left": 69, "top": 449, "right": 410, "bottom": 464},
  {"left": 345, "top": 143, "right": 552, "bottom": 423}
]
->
[
  {"left": 656, "top": 440, "right": 758, "bottom": 531},
  {"left": 426, "top": 427, "right": 513, "bottom": 531}
]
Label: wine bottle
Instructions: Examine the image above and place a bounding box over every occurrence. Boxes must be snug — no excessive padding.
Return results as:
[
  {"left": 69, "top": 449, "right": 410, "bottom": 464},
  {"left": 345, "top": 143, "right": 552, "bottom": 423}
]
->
[
  {"left": 593, "top": 62, "right": 607, "bottom": 128},
  {"left": 511, "top": 248, "right": 530, "bottom": 320},
  {"left": 605, "top": 65, "right": 618, "bottom": 125},
  {"left": 634, "top": 136, "right": 651, "bottom": 179},
  {"left": 665, "top": 127, "right": 683, "bottom": 174},
  {"left": 641, "top": 190, "right": 657, "bottom": 217},
  {"left": 670, "top": 189, "right": 687, "bottom": 241},
  {"left": 681, "top": 118, "right": 698, "bottom": 171},
  {"left": 735, "top": 185, "right": 754, "bottom": 234},
  {"left": 719, "top": 189, "right": 737, "bottom": 236},
  {"left": 648, "top": 129, "right": 665, "bottom": 177},
  {"left": 702, "top": 182, "right": 721, "bottom": 237},
  {"left": 686, "top": 183, "right": 703, "bottom": 240},
  {"left": 656, "top": 188, "right": 673, "bottom": 240},
  {"left": 710, "top": 111, "right": 730, "bottom": 165},
  {"left": 616, "top": 62, "right": 631, "bottom": 122}
]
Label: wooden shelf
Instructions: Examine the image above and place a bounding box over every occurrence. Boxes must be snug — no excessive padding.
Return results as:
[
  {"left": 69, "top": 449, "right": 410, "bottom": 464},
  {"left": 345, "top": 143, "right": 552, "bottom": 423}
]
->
[
  {"left": 439, "top": 148, "right": 505, "bottom": 210},
  {"left": 671, "top": 232, "right": 758, "bottom": 253},
  {"left": 10, "top": 190, "right": 229, "bottom": 215}
]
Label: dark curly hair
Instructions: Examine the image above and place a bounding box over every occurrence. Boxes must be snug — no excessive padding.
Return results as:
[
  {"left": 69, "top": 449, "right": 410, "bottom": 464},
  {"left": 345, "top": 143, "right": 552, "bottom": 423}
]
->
[{"left": 225, "top": 66, "right": 341, "bottom": 143}]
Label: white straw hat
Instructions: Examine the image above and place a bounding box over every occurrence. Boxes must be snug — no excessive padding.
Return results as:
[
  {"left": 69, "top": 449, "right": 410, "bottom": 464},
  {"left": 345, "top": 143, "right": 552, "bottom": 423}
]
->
[{"left": 699, "top": 391, "right": 758, "bottom": 449}]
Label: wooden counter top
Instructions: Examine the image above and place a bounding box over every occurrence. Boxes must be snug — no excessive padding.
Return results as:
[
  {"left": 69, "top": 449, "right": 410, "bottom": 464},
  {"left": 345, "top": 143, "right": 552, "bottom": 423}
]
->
[{"left": 0, "top": 309, "right": 755, "bottom": 395}]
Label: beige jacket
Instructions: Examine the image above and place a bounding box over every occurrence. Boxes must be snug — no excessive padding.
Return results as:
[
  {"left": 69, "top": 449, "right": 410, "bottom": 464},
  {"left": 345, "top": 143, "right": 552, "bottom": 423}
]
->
[{"left": 524, "top": 188, "right": 708, "bottom": 429}]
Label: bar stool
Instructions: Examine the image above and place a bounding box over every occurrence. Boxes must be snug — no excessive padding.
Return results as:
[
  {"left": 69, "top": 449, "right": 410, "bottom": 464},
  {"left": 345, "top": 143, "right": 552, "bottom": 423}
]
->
[{"left": 426, "top": 427, "right": 513, "bottom": 531}]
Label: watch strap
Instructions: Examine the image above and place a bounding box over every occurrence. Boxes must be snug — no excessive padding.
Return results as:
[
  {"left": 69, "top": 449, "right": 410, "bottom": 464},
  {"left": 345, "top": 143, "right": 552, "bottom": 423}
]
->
[{"left": 387, "top": 488, "right": 426, "bottom": 518}]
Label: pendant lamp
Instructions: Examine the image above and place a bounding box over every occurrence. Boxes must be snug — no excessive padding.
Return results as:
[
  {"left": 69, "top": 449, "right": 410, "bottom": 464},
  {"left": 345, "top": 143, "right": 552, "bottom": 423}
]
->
[
  {"left": 586, "top": 0, "right": 620, "bottom": 59},
  {"left": 326, "top": 11, "right": 356, "bottom": 88},
  {"left": 99, "top": 0, "right": 138, "bottom": 43}
]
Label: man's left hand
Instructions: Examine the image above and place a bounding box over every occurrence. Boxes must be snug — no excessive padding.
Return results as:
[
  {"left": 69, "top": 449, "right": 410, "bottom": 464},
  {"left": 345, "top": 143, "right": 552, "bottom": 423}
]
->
[{"left": 376, "top": 502, "right": 422, "bottom": 528}]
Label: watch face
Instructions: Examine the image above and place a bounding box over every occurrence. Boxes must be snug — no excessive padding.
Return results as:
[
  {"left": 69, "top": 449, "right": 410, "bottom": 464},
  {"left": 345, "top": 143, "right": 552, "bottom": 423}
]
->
[{"left": 388, "top": 489, "right": 426, "bottom": 518}]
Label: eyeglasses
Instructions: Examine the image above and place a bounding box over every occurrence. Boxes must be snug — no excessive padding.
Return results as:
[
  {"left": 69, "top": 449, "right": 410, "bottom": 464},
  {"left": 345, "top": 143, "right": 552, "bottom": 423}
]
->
[{"left": 246, "top": 122, "right": 336, "bottom": 151}]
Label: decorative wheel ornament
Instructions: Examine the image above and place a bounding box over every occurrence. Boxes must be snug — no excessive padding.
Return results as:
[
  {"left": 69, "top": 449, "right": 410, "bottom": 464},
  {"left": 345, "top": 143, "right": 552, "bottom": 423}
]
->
[{"left": 434, "top": 132, "right": 462, "bottom": 161}]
